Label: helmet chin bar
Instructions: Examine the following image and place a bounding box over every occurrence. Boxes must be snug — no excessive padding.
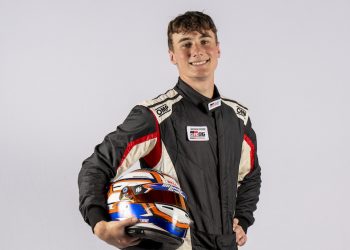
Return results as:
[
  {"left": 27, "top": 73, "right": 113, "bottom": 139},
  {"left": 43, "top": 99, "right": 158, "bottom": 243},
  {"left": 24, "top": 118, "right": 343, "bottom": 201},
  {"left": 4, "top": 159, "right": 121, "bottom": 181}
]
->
[{"left": 126, "top": 225, "right": 184, "bottom": 249}]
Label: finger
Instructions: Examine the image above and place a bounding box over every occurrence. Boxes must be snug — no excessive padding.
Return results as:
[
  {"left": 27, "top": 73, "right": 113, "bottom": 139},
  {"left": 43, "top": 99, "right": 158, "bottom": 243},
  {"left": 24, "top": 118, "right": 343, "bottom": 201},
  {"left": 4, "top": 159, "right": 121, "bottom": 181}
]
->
[
  {"left": 233, "top": 218, "right": 238, "bottom": 227},
  {"left": 118, "top": 217, "right": 139, "bottom": 228},
  {"left": 121, "top": 233, "right": 140, "bottom": 242},
  {"left": 233, "top": 224, "right": 242, "bottom": 233},
  {"left": 239, "top": 238, "right": 247, "bottom": 246},
  {"left": 117, "top": 236, "right": 140, "bottom": 247},
  {"left": 235, "top": 227, "right": 244, "bottom": 236},
  {"left": 232, "top": 218, "right": 239, "bottom": 231},
  {"left": 236, "top": 233, "right": 243, "bottom": 244},
  {"left": 234, "top": 227, "right": 245, "bottom": 243},
  {"left": 128, "top": 238, "right": 142, "bottom": 246},
  {"left": 237, "top": 235, "right": 247, "bottom": 246},
  {"left": 128, "top": 236, "right": 141, "bottom": 243},
  {"left": 119, "top": 237, "right": 141, "bottom": 248}
]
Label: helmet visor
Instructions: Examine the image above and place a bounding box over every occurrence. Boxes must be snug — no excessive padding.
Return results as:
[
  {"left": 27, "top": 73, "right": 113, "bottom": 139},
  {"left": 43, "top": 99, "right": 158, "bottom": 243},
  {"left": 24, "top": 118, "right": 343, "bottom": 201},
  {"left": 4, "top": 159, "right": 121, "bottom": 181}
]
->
[{"left": 120, "top": 183, "right": 187, "bottom": 211}]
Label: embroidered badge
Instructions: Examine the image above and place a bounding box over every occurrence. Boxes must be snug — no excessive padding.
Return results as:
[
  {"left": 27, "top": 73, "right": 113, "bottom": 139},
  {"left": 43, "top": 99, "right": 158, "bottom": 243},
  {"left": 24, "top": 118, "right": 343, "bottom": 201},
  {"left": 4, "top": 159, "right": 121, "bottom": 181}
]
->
[
  {"left": 155, "top": 104, "right": 170, "bottom": 117},
  {"left": 187, "top": 126, "right": 209, "bottom": 141},
  {"left": 208, "top": 99, "right": 221, "bottom": 111}
]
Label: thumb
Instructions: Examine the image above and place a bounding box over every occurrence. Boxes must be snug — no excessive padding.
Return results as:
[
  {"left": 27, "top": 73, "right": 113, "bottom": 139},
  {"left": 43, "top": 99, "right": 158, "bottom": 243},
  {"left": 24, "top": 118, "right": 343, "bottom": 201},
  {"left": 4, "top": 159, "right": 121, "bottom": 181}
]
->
[
  {"left": 118, "top": 217, "right": 139, "bottom": 228},
  {"left": 233, "top": 218, "right": 239, "bottom": 231}
]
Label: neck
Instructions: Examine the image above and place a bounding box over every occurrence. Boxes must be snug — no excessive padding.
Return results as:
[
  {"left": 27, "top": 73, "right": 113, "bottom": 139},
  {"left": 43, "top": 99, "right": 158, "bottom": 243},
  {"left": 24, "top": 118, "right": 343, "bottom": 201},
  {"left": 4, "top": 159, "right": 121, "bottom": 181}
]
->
[{"left": 180, "top": 75, "right": 215, "bottom": 99}]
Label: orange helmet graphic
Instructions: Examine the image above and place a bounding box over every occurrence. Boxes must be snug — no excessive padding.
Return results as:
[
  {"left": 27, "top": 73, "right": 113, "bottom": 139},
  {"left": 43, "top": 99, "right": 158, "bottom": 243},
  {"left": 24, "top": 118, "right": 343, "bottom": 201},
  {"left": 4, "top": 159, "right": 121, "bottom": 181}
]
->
[{"left": 107, "top": 169, "right": 190, "bottom": 248}]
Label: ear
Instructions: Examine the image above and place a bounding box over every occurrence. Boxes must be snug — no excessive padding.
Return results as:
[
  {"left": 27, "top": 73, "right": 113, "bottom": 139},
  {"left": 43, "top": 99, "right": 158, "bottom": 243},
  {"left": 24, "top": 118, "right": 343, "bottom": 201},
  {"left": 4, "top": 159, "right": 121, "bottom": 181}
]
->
[
  {"left": 217, "top": 42, "right": 221, "bottom": 58},
  {"left": 168, "top": 50, "right": 177, "bottom": 65}
]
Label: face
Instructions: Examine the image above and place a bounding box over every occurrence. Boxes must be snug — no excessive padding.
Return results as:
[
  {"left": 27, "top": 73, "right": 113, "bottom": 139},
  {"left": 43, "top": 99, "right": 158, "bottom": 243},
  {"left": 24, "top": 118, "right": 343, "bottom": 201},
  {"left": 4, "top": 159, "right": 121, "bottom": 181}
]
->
[{"left": 169, "top": 30, "right": 220, "bottom": 83}]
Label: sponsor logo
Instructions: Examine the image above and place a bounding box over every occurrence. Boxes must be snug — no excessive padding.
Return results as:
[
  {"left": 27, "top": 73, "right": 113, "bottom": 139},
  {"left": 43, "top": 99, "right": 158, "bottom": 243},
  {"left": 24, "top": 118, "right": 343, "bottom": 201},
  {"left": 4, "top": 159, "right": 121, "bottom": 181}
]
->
[
  {"left": 191, "top": 131, "right": 206, "bottom": 137},
  {"left": 161, "top": 184, "right": 186, "bottom": 198},
  {"left": 187, "top": 126, "right": 209, "bottom": 141},
  {"left": 139, "top": 218, "right": 150, "bottom": 222},
  {"left": 155, "top": 104, "right": 170, "bottom": 117},
  {"left": 236, "top": 107, "right": 247, "bottom": 117},
  {"left": 164, "top": 178, "right": 178, "bottom": 187},
  {"left": 208, "top": 99, "right": 221, "bottom": 111},
  {"left": 135, "top": 186, "right": 142, "bottom": 194}
]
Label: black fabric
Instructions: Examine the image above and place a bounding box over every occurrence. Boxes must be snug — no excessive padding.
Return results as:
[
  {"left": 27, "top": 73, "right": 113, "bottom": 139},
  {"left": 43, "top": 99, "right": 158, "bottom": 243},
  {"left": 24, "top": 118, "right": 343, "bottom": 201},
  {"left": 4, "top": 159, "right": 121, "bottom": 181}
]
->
[
  {"left": 78, "top": 78, "right": 261, "bottom": 249},
  {"left": 169, "top": 80, "right": 224, "bottom": 234},
  {"left": 124, "top": 239, "right": 168, "bottom": 250},
  {"left": 191, "top": 229, "right": 237, "bottom": 250}
]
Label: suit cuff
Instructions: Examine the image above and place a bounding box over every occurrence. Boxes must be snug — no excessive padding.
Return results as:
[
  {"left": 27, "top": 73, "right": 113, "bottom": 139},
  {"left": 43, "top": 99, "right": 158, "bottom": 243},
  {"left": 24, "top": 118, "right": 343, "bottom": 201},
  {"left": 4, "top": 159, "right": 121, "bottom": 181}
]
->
[
  {"left": 235, "top": 217, "right": 250, "bottom": 234},
  {"left": 87, "top": 206, "right": 110, "bottom": 233}
]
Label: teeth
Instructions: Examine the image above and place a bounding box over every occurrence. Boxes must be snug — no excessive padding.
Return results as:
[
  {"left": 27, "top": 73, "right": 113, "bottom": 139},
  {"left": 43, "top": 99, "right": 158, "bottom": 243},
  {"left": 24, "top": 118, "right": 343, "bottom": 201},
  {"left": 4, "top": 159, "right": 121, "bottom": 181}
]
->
[{"left": 191, "top": 60, "right": 207, "bottom": 66}]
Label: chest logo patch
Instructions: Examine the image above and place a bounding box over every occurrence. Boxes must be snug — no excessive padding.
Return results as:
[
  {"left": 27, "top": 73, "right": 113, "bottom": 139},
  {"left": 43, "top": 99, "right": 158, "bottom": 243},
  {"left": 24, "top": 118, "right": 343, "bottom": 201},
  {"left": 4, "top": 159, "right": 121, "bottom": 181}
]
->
[
  {"left": 208, "top": 99, "right": 221, "bottom": 111},
  {"left": 187, "top": 126, "right": 209, "bottom": 141}
]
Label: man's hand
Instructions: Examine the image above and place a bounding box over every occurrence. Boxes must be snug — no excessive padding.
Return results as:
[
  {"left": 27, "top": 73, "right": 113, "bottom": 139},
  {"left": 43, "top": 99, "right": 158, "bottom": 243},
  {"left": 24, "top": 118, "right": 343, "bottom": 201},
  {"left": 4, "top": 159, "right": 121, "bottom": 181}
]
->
[
  {"left": 233, "top": 218, "right": 247, "bottom": 247},
  {"left": 94, "top": 217, "right": 141, "bottom": 249}
]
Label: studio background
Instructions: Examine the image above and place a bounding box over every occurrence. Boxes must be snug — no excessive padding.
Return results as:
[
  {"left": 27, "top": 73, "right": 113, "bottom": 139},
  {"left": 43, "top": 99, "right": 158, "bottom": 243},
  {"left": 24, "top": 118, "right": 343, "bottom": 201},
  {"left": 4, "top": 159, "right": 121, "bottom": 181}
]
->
[{"left": 1, "top": 0, "right": 349, "bottom": 249}]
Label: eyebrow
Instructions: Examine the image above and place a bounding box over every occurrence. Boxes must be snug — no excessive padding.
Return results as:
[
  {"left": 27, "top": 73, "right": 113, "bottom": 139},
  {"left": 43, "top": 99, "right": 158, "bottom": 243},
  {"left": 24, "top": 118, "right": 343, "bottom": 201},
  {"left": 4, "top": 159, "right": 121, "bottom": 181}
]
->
[
  {"left": 177, "top": 33, "right": 213, "bottom": 44},
  {"left": 178, "top": 37, "right": 192, "bottom": 44}
]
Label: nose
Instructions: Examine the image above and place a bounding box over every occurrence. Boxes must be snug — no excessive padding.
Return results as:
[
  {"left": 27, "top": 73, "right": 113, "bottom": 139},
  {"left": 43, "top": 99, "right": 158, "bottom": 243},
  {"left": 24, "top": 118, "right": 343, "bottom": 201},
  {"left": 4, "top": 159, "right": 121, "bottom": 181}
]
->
[{"left": 191, "top": 43, "right": 203, "bottom": 57}]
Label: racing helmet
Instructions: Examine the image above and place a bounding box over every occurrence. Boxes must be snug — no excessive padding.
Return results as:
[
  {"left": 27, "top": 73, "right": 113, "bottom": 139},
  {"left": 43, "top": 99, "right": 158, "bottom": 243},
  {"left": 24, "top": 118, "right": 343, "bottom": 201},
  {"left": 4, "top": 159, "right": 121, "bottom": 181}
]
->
[{"left": 107, "top": 169, "right": 190, "bottom": 248}]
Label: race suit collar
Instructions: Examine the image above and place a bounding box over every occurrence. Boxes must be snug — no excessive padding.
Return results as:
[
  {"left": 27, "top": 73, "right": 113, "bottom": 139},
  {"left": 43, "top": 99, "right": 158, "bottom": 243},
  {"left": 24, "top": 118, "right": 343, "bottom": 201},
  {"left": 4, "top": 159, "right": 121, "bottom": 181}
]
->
[{"left": 175, "top": 78, "right": 222, "bottom": 114}]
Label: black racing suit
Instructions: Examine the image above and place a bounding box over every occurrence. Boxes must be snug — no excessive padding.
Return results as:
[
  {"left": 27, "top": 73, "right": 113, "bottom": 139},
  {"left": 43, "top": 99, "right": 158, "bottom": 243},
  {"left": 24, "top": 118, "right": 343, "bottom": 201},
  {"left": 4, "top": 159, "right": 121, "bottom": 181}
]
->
[{"left": 78, "top": 78, "right": 261, "bottom": 250}]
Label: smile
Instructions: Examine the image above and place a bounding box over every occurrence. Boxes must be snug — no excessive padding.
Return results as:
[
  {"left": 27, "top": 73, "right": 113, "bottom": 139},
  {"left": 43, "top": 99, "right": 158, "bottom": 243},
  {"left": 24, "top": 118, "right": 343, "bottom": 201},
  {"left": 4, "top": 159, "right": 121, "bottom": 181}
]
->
[{"left": 189, "top": 59, "right": 210, "bottom": 66}]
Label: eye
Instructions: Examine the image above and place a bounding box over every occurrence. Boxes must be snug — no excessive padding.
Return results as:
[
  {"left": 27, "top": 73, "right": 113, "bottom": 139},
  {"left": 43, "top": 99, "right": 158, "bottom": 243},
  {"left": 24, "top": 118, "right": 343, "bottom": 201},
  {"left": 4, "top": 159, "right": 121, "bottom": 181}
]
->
[
  {"left": 182, "top": 42, "right": 192, "bottom": 48},
  {"left": 201, "top": 40, "right": 210, "bottom": 45}
]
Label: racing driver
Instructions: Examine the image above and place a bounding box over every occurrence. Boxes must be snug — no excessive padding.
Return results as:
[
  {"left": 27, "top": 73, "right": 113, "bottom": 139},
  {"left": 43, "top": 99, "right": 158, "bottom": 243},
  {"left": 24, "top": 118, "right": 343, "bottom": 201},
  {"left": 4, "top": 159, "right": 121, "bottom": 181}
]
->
[{"left": 78, "top": 11, "right": 262, "bottom": 250}]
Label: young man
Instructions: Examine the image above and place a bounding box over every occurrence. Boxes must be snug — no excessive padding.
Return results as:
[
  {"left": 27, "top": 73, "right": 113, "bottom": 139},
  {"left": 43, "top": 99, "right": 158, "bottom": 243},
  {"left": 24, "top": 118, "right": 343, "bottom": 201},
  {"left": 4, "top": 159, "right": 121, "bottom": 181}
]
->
[{"left": 78, "top": 11, "right": 261, "bottom": 250}]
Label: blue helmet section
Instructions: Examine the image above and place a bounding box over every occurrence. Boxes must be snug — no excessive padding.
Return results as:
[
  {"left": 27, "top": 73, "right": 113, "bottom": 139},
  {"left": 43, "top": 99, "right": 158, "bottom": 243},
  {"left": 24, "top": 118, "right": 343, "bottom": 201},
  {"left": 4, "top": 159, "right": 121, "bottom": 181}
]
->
[{"left": 110, "top": 203, "right": 187, "bottom": 238}]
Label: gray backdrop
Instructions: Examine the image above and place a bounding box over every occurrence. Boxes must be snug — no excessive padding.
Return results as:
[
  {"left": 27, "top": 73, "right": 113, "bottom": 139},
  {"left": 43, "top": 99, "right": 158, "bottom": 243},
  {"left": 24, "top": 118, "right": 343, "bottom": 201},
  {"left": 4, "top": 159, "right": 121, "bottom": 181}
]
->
[{"left": 1, "top": 0, "right": 349, "bottom": 249}]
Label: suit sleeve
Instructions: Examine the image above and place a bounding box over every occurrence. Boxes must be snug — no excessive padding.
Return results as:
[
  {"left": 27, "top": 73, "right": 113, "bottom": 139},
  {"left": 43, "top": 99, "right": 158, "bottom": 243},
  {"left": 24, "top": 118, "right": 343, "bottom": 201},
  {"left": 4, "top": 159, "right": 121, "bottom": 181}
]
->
[
  {"left": 78, "top": 105, "right": 159, "bottom": 231},
  {"left": 235, "top": 117, "right": 262, "bottom": 233}
]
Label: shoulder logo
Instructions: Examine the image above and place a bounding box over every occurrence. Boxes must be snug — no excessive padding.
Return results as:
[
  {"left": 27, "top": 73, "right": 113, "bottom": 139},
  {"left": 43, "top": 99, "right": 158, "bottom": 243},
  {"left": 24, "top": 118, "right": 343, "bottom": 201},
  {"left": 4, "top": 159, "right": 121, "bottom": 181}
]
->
[
  {"left": 236, "top": 106, "right": 247, "bottom": 117},
  {"left": 155, "top": 104, "right": 171, "bottom": 117},
  {"left": 221, "top": 99, "right": 249, "bottom": 125}
]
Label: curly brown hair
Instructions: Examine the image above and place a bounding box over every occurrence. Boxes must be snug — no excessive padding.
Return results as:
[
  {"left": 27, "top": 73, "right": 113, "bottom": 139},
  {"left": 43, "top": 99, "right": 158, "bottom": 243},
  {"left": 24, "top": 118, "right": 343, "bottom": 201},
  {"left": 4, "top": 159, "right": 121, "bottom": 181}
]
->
[{"left": 167, "top": 11, "right": 218, "bottom": 51}]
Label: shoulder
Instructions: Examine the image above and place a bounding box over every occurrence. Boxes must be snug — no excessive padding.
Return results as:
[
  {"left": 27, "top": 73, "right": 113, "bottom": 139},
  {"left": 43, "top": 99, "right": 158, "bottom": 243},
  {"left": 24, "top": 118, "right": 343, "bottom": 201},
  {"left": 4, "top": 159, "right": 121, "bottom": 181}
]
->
[
  {"left": 221, "top": 97, "right": 249, "bottom": 125},
  {"left": 139, "top": 88, "right": 183, "bottom": 124}
]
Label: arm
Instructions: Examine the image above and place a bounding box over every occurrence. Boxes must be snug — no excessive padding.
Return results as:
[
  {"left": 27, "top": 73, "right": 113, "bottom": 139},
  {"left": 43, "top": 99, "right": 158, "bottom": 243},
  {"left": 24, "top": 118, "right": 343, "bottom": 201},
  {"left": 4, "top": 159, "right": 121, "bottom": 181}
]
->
[
  {"left": 78, "top": 105, "right": 159, "bottom": 243},
  {"left": 234, "top": 117, "right": 262, "bottom": 234}
]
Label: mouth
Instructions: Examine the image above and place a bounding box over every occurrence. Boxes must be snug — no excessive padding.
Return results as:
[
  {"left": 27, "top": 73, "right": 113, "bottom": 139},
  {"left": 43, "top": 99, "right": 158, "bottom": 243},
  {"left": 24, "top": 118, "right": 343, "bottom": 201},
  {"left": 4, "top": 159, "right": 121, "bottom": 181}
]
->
[{"left": 189, "top": 59, "right": 210, "bottom": 66}]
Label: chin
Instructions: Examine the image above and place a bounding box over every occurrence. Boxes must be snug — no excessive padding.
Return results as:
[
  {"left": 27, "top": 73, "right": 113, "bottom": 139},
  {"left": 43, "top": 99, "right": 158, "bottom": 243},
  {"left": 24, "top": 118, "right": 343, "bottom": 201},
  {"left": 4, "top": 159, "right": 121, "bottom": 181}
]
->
[{"left": 190, "top": 75, "right": 211, "bottom": 82}]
